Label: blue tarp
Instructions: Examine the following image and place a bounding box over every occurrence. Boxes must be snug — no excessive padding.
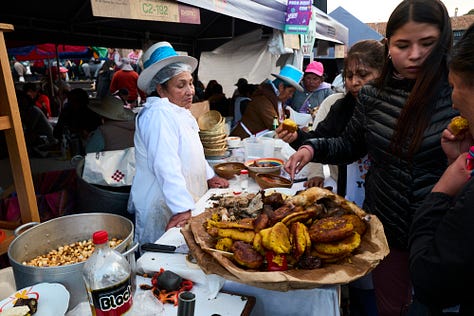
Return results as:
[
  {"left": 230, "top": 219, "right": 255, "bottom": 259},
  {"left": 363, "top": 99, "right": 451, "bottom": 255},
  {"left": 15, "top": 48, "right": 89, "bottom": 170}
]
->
[{"left": 329, "top": 7, "right": 383, "bottom": 47}]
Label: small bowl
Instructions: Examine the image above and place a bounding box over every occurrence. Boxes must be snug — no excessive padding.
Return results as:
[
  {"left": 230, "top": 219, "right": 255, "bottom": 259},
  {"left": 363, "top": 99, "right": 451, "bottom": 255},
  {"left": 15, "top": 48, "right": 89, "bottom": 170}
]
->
[
  {"left": 244, "top": 158, "right": 284, "bottom": 174},
  {"left": 255, "top": 173, "right": 293, "bottom": 190},
  {"left": 213, "top": 162, "right": 247, "bottom": 179}
]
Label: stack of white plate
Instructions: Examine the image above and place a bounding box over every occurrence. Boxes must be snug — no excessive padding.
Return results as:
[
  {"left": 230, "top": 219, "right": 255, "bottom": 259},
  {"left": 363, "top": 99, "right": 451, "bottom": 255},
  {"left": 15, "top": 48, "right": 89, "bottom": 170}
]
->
[{"left": 198, "top": 110, "right": 228, "bottom": 157}]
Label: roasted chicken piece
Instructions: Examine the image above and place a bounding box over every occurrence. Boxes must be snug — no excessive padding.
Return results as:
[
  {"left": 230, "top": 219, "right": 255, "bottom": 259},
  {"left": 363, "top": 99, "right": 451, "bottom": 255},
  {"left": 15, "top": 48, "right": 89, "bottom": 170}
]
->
[
  {"left": 232, "top": 241, "right": 264, "bottom": 269},
  {"left": 287, "top": 187, "right": 332, "bottom": 207}
]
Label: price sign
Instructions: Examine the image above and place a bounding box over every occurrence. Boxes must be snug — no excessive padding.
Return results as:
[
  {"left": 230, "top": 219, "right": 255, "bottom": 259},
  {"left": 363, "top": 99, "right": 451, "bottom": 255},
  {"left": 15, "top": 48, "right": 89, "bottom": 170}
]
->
[{"left": 91, "top": 0, "right": 200, "bottom": 24}]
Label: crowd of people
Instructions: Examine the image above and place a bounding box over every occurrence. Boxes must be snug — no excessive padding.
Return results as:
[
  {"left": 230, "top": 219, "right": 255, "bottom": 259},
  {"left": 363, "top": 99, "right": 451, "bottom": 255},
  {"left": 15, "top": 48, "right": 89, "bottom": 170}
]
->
[
  {"left": 6, "top": 0, "right": 474, "bottom": 314},
  {"left": 9, "top": 47, "right": 147, "bottom": 157}
]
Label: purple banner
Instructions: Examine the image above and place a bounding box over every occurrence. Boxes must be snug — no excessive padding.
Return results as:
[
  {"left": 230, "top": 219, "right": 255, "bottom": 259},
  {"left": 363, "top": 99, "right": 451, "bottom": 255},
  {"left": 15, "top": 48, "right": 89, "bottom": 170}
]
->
[{"left": 285, "top": 0, "right": 312, "bottom": 34}]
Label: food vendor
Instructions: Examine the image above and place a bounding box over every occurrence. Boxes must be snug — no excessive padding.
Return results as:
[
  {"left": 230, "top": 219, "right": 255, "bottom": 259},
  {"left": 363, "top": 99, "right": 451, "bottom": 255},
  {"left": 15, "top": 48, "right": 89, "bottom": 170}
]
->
[{"left": 128, "top": 41, "right": 229, "bottom": 246}]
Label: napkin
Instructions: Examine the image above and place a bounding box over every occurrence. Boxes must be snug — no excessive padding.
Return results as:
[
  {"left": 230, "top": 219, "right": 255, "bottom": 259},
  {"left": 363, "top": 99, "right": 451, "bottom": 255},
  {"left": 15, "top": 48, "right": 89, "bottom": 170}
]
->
[{"left": 136, "top": 227, "right": 225, "bottom": 299}]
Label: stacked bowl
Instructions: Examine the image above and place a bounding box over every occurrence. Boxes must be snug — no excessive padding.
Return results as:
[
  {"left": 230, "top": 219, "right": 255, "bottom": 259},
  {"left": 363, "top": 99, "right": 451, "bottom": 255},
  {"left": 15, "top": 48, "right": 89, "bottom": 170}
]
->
[{"left": 198, "top": 110, "right": 228, "bottom": 157}]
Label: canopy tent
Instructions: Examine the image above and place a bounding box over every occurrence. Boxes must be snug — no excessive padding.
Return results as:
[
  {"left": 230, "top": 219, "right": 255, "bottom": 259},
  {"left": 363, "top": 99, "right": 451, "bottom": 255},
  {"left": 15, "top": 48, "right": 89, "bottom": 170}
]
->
[
  {"left": 178, "top": 0, "right": 348, "bottom": 45},
  {"left": 7, "top": 44, "right": 92, "bottom": 61},
  {"left": 1, "top": 0, "right": 348, "bottom": 58},
  {"left": 199, "top": 29, "right": 282, "bottom": 97},
  {"left": 0, "top": 0, "right": 275, "bottom": 57},
  {"left": 176, "top": 0, "right": 287, "bottom": 31}
]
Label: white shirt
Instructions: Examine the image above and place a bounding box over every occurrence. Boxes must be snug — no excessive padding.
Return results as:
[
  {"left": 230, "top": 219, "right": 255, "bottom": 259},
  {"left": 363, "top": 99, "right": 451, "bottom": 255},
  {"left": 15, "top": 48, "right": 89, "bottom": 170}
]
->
[{"left": 129, "top": 97, "right": 215, "bottom": 245}]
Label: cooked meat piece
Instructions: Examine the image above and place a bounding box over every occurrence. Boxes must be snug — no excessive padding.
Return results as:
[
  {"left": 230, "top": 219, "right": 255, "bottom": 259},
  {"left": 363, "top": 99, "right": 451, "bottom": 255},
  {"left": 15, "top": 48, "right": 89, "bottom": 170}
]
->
[
  {"left": 231, "top": 241, "right": 264, "bottom": 269},
  {"left": 309, "top": 216, "right": 354, "bottom": 243},
  {"left": 268, "top": 204, "right": 299, "bottom": 225},
  {"left": 253, "top": 213, "right": 269, "bottom": 232},
  {"left": 262, "top": 192, "right": 285, "bottom": 208},
  {"left": 296, "top": 254, "right": 322, "bottom": 269}
]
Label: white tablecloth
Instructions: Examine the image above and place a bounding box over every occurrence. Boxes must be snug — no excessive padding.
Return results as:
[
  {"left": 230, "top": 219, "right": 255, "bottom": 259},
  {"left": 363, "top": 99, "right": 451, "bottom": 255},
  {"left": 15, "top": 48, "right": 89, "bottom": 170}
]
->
[{"left": 137, "top": 185, "right": 341, "bottom": 316}]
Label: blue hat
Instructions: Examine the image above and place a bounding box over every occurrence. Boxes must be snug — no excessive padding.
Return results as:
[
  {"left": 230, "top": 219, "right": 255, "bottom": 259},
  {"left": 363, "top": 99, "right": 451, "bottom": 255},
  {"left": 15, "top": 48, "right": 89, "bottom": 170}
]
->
[
  {"left": 271, "top": 64, "right": 304, "bottom": 92},
  {"left": 137, "top": 41, "right": 198, "bottom": 92}
]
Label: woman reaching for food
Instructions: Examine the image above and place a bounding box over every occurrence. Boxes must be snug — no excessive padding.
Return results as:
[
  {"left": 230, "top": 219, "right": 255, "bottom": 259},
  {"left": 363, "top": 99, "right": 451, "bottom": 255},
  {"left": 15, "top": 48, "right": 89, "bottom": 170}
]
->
[{"left": 128, "top": 42, "right": 228, "bottom": 246}]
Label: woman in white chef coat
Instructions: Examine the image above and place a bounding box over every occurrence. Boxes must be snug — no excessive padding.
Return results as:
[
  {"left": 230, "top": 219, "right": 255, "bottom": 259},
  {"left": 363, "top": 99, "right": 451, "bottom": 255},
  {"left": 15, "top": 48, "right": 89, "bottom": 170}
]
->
[{"left": 129, "top": 42, "right": 229, "bottom": 246}]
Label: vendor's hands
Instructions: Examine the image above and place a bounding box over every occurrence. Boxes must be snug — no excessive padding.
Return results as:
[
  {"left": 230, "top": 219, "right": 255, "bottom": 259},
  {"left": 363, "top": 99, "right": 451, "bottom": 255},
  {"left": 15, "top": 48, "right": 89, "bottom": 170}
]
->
[
  {"left": 284, "top": 147, "right": 313, "bottom": 180},
  {"left": 208, "top": 176, "right": 229, "bottom": 189},
  {"left": 304, "top": 176, "right": 324, "bottom": 188},
  {"left": 275, "top": 125, "right": 298, "bottom": 144},
  {"left": 167, "top": 210, "right": 191, "bottom": 230},
  {"left": 441, "top": 128, "right": 473, "bottom": 164},
  {"left": 432, "top": 152, "right": 470, "bottom": 196}
]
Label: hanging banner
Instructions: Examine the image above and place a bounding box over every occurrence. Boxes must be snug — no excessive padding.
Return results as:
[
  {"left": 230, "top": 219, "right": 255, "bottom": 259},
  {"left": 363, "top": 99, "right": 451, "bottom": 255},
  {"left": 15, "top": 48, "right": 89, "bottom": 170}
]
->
[
  {"left": 284, "top": 0, "right": 312, "bottom": 34},
  {"left": 90, "top": 0, "right": 200, "bottom": 24}
]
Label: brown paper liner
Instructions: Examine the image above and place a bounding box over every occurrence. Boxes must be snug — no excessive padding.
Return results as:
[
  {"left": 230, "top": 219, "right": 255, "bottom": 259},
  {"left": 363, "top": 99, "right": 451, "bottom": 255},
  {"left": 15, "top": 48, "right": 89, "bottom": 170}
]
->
[{"left": 182, "top": 191, "right": 390, "bottom": 292}]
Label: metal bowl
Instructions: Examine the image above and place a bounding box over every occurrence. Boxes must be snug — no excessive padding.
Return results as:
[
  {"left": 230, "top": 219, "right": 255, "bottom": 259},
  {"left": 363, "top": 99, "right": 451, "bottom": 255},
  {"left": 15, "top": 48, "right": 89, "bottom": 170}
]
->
[{"left": 8, "top": 213, "right": 135, "bottom": 310}]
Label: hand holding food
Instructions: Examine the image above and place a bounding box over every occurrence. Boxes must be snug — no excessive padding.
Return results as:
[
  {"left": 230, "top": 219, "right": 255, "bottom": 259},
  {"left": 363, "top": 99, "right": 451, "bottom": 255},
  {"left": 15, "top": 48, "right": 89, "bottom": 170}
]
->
[
  {"left": 281, "top": 118, "right": 298, "bottom": 133},
  {"left": 275, "top": 122, "right": 298, "bottom": 144}
]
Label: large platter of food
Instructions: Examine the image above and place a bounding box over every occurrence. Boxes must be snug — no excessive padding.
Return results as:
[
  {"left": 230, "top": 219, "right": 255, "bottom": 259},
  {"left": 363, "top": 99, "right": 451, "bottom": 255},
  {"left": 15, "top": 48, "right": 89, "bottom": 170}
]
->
[{"left": 185, "top": 187, "right": 389, "bottom": 291}]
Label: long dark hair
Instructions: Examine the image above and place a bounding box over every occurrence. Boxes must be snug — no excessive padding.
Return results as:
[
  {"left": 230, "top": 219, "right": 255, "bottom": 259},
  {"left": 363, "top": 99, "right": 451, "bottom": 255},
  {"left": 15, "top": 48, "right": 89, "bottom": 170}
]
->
[
  {"left": 449, "top": 22, "right": 474, "bottom": 87},
  {"left": 375, "top": 0, "right": 452, "bottom": 156}
]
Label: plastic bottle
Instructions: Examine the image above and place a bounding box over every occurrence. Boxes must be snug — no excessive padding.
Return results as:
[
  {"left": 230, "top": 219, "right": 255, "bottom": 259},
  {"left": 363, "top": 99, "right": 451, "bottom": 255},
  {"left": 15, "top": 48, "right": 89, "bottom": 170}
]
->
[
  {"left": 240, "top": 169, "right": 249, "bottom": 191},
  {"left": 83, "top": 230, "right": 133, "bottom": 316},
  {"left": 272, "top": 116, "right": 279, "bottom": 130}
]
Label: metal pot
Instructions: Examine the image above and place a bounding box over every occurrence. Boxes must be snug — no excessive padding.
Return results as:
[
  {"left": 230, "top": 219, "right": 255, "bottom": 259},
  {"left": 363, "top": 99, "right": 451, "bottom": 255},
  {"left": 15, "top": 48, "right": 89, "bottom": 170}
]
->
[{"left": 8, "top": 213, "right": 135, "bottom": 311}]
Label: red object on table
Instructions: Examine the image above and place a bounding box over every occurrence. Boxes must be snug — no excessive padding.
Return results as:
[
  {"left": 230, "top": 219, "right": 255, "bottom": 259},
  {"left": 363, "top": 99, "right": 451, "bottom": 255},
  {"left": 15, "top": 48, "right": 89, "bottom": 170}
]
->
[
  {"left": 265, "top": 251, "right": 288, "bottom": 271},
  {"left": 0, "top": 230, "right": 5, "bottom": 244}
]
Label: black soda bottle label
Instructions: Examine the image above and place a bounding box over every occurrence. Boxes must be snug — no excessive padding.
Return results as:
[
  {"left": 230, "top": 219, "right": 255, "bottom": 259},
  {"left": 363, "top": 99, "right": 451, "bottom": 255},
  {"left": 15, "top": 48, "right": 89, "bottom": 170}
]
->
[{"left": 89, "top": 277, "right": 133, "bottom": 316}]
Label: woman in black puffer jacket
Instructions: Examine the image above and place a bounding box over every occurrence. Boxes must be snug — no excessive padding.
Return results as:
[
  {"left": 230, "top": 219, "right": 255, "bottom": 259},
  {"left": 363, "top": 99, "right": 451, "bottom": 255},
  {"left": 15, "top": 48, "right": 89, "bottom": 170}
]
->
[{"left": 279, "top": 1, "right": 456, "bottom": 315}]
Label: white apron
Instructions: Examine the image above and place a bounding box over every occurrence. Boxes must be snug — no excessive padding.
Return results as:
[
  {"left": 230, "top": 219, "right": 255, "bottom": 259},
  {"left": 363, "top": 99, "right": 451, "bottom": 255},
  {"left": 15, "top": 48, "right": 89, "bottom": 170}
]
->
[{"left": 128, "top": 97, "right": 209, "bottom": 245}]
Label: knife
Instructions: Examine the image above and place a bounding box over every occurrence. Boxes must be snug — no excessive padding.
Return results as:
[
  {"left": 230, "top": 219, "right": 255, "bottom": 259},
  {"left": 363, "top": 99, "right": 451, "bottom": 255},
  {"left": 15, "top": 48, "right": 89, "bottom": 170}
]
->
[{"left": 140, "top": 243, "right": 189, "bottom": 254}]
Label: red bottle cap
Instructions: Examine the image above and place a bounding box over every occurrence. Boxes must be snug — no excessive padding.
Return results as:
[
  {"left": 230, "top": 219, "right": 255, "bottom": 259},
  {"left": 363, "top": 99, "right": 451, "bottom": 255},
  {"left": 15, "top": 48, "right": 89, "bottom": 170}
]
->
[
  {"left": 92, "top": 230, "right": 108, "bottom": 244},
  {"left": 240, "top": 169, "right": 249, "bottom": 175}
]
